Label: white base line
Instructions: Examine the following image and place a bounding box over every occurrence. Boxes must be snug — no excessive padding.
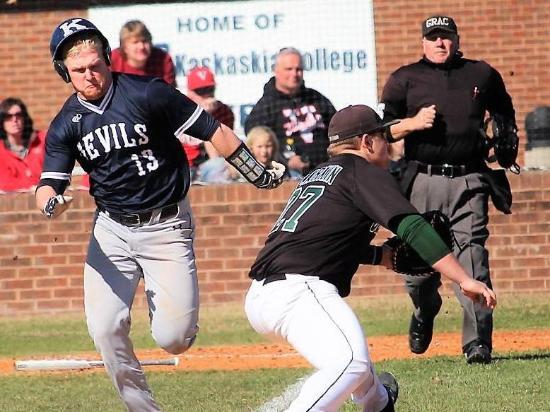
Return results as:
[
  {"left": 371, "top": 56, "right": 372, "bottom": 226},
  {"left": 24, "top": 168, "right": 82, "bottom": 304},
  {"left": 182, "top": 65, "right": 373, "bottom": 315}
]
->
[{"left": 255, "top": 373, "right": 311, "bottom": 412}]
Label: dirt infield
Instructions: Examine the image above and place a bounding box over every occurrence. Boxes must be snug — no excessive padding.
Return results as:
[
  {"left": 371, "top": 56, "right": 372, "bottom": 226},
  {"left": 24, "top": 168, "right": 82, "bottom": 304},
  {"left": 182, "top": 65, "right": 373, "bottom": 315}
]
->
[{"left": 2, "top": 329, "right": 549, "bottom": 375}]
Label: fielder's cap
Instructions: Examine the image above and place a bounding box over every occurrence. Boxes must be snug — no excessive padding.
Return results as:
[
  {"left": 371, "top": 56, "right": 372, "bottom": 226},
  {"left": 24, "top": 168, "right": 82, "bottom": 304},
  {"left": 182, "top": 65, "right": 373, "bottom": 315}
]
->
[
  {"left": 422, "top": 15, "right": 458, "bottom": 36},
  {"left": 328, "top": 105, "right": 400, "bottom": 143},
  {"left": 187, "top": 66, "right": 216, "bottom": 91}
]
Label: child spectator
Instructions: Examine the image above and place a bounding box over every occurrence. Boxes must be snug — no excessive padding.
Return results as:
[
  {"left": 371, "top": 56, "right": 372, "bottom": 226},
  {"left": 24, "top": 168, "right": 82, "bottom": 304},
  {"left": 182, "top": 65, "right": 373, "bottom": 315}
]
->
[
  {"left": 246, "top": 126, "right": 281, "bottom": 167},
  {"left": 110, "top": 20, "right": 177, "bottom": 86},
  {"left": 0, "top": 97, "right": 46, "bottom": 192}
]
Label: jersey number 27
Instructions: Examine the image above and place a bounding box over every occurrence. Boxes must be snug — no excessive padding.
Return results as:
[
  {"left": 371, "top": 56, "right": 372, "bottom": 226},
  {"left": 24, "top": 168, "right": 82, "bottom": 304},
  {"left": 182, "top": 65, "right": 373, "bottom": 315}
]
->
[{"left": 269, "top": 185, "right": 325, "bottom": 235}]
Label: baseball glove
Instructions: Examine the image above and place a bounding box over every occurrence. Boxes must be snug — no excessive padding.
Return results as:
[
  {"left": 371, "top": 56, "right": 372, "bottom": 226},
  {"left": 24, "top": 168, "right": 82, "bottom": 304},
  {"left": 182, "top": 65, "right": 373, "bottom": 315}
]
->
[
  {"left": 480, "top": 114, "right": 520, "bottom": 174},
  {"left": 384, "top": 210, "right": 453, "bottom": 276}
]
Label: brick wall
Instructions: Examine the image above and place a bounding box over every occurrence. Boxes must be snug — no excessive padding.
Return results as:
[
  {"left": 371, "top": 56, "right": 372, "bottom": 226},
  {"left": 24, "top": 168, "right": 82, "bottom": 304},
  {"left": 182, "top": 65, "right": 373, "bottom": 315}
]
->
[
  {"left": 0, "top": 171, "right": 549, "bottom": 316},
  {"left": 0, "top": 1, "right": 549, "bottom": 315}
]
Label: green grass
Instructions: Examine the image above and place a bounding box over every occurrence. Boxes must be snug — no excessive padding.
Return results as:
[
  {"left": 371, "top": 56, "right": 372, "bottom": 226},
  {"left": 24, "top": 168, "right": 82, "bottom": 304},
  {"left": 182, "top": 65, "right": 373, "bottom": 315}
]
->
[
  {"left": 0, "top": 293, "right": 548, "bottom": 411},
  {"left": 1, "top": 293, "right": 548, "bottom": 357},
  {"left": 0, "top": 354, "right": 548, "bottom": 411}
]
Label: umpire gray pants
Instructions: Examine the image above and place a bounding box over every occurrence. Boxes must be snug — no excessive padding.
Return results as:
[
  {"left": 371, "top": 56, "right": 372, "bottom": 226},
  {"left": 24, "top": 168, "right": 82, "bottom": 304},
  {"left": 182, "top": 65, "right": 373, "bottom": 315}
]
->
[{"left": 406, "top": 172, "right": 493, "bottom": 352}]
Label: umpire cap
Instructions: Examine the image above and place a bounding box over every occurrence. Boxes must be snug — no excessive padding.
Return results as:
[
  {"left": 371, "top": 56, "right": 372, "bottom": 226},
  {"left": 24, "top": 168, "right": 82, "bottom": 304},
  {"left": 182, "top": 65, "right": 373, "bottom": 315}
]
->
[
  {"left": 328, "top": 105, "right": 399, "bottom": 143},
  {"left": 422, "top": 15, "right": 458, "bottom": 36}
]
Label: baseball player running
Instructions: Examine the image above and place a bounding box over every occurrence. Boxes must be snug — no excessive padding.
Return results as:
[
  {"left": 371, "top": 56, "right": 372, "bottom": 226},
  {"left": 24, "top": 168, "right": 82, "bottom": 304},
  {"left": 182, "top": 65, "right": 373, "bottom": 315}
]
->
[
  {"left": 245, "top": 105, "right": 496, "bottom": 412},
  {"left": 36, "top": 18, "right": 285, "bottom": 411}
]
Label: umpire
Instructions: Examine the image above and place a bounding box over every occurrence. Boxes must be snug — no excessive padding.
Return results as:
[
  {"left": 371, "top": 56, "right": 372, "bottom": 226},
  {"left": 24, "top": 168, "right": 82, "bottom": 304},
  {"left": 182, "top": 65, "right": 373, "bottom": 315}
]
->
[{"left": 381, "top": 15, "right": 516, "bottom": 363}]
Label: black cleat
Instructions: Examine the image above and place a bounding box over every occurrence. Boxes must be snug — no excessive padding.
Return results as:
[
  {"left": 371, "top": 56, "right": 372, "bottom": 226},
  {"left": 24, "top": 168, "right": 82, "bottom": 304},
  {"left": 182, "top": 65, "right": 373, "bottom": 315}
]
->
[
  {"left": 465, "top": 343, "right": 492, "bottom": 364},
  {"left": 408, "top": 314, "right": 434, "bottom": 354},
  {"left": 378, "top": 371, "right": 399, "bottom": 412}
]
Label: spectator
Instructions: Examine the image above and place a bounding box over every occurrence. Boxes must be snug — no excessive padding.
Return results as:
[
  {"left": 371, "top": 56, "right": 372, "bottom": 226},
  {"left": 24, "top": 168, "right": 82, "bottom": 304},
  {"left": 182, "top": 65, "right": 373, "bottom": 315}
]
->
[
  {"left": 0, "top": 97, "right": 46, "bottom": 192},
  {"left": 110, "top": 20, "right": 176, "bottom": 86},
  {"left": 246, "top": 125, "right": 281, "bottom": 167},
  {"left": 245, "top": 47, "right": 336, "bottom": 177},
  {"left": 183, "top": 66, "right": 235, "bottom": 183}
]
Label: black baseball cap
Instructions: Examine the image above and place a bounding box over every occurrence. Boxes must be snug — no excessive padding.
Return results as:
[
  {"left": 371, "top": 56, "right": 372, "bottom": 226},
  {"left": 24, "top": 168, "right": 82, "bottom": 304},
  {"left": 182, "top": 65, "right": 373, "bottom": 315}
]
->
[
  {"left": 328, "top": 105, "right": 399, "bottom": 143},
  {"left": 422, "top": 15, "right": 458, "bottom": 36}
]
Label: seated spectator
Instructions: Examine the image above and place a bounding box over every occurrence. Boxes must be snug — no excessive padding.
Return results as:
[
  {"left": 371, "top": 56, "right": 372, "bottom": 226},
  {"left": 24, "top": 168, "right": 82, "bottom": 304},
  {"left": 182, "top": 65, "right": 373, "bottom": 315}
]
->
[
  {"left": 0, "top": 97, "right": 46, "bottom": 192},
  {"left": 181, "top": 66, "right": 235, "bottom": 183},
  {"left": 110, "top": 20, "right": 177, "bottom": 86}
]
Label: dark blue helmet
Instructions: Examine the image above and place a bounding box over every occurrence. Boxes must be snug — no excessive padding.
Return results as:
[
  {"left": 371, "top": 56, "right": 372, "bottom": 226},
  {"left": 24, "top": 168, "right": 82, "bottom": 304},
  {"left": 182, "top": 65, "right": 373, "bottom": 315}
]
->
[{"left": 50, "top": 18, "right": 111, "bottom": 83}]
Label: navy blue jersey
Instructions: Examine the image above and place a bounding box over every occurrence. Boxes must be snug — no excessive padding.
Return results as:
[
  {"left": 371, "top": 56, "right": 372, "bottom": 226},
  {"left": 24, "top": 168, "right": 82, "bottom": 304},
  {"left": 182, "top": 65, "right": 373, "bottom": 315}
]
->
[
  {"left": 40, "top": 73, "right": 219, "bottom": 213},
  {"left": 250, "top": 154, "right": 417, "bottom": 297}
]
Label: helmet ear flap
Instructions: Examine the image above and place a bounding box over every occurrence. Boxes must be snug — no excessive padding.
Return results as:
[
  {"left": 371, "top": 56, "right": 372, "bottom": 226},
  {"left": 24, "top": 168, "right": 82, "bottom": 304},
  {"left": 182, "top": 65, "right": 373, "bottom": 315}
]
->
[
  {"left": 102, "top": 38, "right": 111, "bottom": 66},
  {"left": 53, "top": 60, "right": 71, "bottom": 83}
]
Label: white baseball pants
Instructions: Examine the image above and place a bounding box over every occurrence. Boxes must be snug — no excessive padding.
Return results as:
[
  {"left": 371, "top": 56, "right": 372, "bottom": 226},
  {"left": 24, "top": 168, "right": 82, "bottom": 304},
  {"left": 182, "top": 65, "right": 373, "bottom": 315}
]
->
[{"left": 245, "top": 275, "right": 389, "bottom": 412}]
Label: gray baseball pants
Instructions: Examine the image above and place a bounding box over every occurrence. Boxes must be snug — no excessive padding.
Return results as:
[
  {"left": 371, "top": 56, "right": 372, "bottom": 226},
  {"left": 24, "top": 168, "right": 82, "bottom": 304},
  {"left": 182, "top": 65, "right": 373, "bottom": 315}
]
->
[
  {"left": 406, "top": 172, "right": 493, "bottom": 351},
  {"left": 84, "top": 198, "right": 199, "bottom": 411}
]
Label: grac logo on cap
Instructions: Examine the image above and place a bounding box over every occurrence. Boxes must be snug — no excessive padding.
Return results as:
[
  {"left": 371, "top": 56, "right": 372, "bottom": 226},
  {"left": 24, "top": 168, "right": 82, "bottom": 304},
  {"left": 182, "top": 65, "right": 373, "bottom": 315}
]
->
[{"left": 426, "top": 17, "right": 450, "bottom": 28}]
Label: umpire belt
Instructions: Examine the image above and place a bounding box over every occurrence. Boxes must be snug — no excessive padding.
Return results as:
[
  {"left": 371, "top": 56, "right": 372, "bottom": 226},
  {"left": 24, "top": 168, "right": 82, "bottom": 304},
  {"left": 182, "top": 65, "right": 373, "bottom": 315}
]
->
[
  {"left": 417, "top": 162, "right": 478, "bottom": 178},
  {"left": 102, "top": 203, "right": 179, "bottom": 227}
]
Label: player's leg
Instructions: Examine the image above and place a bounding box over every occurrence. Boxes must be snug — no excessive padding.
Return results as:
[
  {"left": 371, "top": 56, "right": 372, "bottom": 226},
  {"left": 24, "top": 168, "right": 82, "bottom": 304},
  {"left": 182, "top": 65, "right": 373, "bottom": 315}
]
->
[
  {"left": 245, "top": 275, "right": 389, "bottom": 412},
  {"left": 448, "top": 174, "right": 493, "bottom": 361},
  {"left": 136, "top": 198, "right": 199, "bottom": 354},
  {"left": 85, "top": 213, "right": 161, "bottom": 411},
  {"left": 405, "top": 173, "right": 444, "bottom": 353}
]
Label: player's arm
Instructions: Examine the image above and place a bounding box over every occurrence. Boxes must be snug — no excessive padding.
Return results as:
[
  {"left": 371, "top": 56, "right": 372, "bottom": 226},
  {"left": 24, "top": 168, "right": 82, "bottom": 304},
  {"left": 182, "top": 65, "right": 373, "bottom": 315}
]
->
[
  {"left": 148, "top": 79, "right": 286, "bottom": 189},
  {"left": 210, "top": 123, "right": 286, "bottom": 189},
  {"left": 35, "top": 185, "right": 73, "bottom": 219},
  {"left": 35, "top": 124, "right": 75, "bottom": 218},
  {"left": 391, "top": 214, "right": 496, "bottom": 308},
  {"left": 381, "top": 73, "right": 435, "bottom": 142}
]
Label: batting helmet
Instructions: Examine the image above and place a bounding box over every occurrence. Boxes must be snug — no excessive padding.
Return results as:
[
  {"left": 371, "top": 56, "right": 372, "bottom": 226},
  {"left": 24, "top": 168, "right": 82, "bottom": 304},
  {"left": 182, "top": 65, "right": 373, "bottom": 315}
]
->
[{"left": 50, "top": 18, "right": 111, "bottom": 83}]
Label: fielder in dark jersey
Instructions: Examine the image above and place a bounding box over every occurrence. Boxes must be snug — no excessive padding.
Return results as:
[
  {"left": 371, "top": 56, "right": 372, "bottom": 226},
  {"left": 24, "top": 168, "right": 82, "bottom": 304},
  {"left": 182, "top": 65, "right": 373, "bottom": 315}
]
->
[
  {"left": 36, "top": 18, "right": 285, "bottom": 412},
  {"left": 245, "top": 105, "right": 496, "bottom": 412}
]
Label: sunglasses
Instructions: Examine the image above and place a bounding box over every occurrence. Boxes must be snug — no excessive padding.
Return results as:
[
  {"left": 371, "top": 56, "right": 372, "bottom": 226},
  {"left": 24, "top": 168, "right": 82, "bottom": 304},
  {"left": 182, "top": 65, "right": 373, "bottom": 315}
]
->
[
  {"left": 3, "top": 112, "right": 24, "bottom": 121},
  {"left": 424, "top": 32, "right": 456, "bottom": 41}
]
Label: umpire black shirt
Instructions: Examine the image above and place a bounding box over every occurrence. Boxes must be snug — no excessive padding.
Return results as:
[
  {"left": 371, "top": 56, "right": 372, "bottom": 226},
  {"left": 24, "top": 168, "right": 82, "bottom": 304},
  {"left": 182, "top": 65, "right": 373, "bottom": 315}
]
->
[{"left": 381, "top": 54, "right": 515, "bottom": 166}]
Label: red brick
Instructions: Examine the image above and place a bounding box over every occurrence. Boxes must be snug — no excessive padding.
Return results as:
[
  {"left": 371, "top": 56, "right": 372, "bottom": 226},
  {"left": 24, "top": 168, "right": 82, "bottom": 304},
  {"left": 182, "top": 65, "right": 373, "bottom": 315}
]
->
[
  {"left": 1, "top": 279, "right": 33, "bottom": 289},
  {"left": 206, "top": 248, "right": 240, "bottom": 259},
  {"left": 54, "top": 288, "right": 83, "bottom": 298},
  {"left": 35, "top": 278, "right": 68, "bottom": 288},
  {"left": 36, "top": 300, "right": 70, "bottom": 310},
  {"left": 18, "top": 268, "right": 50, "bottom": 278},
  {"left": 0, "top": 290, "right": 16, "bottom": 300},
  {"left": 20, "top": 290, "right": 52, "bottom": 299}
]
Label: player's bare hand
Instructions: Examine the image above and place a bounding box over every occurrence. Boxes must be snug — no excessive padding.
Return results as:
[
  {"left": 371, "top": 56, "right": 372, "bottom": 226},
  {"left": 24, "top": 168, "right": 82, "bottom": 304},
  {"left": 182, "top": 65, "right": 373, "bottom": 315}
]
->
[
  {"left": 42, "top": 194, "right": 73, "bottom": 219},
  {"left": 459, "top": 278, "right": 497, "bottom": 309},
  {"left": 414, "top": 105, "right": 436, "bottom": 130}
]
